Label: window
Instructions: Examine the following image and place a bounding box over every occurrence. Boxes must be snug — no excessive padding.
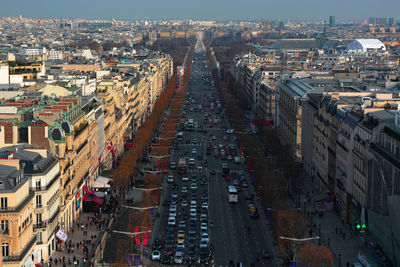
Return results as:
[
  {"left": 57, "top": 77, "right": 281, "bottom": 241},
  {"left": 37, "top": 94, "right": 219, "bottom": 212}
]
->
[
  {"left": 1, "top": 220, "right": 8, "bottom": 234},
  {"left": 35, "top": 180, "right": 41, "bottom": 190},
  {"left": 0, "top": 198, "right": 7, "bottom": 209},
  {"left": 37, "top": 232, "right": 42, "bottom": 243},
  {"left": 36, "top": 213, "right": 42, "bottom": 224},
  {"left": 55, "top": 146, "right": 59, "bottom": 157},
  {"left": 36, "top": 195, "right": 42, "bottom": 207},
  {"left": 2, "top": 243, "right": 9, "bottom": 257}
]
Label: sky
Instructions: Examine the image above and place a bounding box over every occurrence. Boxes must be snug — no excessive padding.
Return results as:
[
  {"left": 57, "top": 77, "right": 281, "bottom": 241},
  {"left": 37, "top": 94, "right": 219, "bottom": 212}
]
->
[{"left": 1, "top": 0, "right": 400, "bottom": 22}]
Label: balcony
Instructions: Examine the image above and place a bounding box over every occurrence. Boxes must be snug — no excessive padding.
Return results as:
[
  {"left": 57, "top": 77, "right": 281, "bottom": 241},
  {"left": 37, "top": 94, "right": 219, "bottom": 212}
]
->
[
  {"left": 0, "top": 192, "right": 34, "bottom": 214},
  {"left": 3, "top": 235, "right": 36, "bottom": 262},
  {"left": 33, "top": 222, "right": 47, "bottom": 230},
  {"left": 30, "top": 172, "right": 61, "bottom": 192}
]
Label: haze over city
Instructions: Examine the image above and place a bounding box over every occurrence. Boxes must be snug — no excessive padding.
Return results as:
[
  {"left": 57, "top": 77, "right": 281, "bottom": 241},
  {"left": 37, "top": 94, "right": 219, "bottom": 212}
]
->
[{"left": 1, "top": 0, "right": 400, "bottom": 21}]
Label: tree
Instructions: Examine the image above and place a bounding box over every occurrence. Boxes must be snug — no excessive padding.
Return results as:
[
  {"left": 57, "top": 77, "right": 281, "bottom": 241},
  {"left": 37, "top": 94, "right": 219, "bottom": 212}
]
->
[
  {"left": 277, "top": 210, "right": 306, "bottom": 259},
  {"left": 297, "top": 244, "right": 333, "bottom": 267}
]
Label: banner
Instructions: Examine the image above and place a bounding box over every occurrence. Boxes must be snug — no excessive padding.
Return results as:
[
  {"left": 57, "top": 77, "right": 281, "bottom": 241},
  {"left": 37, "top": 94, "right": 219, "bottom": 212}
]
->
[
  {"left": 134, "top": 227, "right": 141, "bottom": 245},
  {"left": 143, "top": 228, "right": 149, "bottom": 246}
]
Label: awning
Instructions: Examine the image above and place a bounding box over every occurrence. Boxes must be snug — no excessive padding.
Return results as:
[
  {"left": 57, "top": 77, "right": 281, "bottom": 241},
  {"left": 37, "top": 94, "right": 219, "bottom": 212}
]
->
[
  {"left": 93, "top": 176, "right": 111, "bottom": 188},
  {"left": 56, "top": 230, "right": 68, "bottom": 242}
]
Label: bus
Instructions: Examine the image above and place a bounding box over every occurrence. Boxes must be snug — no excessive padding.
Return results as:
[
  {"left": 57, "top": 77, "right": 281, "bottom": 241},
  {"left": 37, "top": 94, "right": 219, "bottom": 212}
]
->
[{"left": 228, "top": 186, "right": 238, "bottom": 203}]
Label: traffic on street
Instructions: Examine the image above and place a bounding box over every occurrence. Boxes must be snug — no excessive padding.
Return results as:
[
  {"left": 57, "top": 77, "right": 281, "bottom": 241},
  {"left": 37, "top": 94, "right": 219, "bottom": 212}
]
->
[{"left": 148, "top": 38, "right": 276, "bottom": 266}]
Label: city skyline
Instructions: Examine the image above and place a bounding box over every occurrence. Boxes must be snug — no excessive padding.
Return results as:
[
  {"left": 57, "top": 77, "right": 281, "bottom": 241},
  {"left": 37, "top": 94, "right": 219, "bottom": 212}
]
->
[{"left": 1, "top": 0, "right": 400, "bottom": 21}]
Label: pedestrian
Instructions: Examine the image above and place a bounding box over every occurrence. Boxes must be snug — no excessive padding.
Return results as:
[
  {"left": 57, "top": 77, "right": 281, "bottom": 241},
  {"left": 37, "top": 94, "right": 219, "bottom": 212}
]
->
[
  {"left": 343, "top": 232, "right": 346, "bottom": 240},
  {"left": 71, "top": 228, "right": 74, "bottom": 234},
  {"left": 335, "top": 227, "right": 338, "bottom": 235}
]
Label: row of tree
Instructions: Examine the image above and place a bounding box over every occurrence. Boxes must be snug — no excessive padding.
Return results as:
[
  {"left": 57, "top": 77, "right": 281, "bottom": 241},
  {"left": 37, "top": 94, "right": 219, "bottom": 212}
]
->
[
  {"left": 207, "top": 45, "right": 333, "bottom": 266},
  {"left": 111, "top": 46, "right": 194, "bottom": 264}
]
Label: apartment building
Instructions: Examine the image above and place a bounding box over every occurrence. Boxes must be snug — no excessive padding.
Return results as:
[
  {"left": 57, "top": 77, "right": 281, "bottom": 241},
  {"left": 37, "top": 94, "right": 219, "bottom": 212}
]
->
[
  {"left": 0, "top": 151, "right": 36, "bottom": 267},
  {"left": 277, "top": 79, "right": 314, "bottom": 160},
  {"left": 367, "top": 121, "right": 400, "bottom": 262}
]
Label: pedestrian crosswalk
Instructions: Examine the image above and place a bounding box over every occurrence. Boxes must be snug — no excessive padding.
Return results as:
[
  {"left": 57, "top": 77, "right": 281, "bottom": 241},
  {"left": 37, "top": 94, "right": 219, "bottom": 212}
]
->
[
  {"left": 187, "top": 169, "right": 206, "bottom": 173},
  {"left": 215, "top": 169, "right": 244, "bottom": 174},
  {"left": 177, "top": 143, "right": 204, "bottom": 147}
]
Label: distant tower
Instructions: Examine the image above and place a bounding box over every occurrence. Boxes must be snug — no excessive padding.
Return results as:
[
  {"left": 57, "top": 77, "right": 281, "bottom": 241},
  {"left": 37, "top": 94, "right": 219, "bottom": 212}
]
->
[{"left": 329, "top": 16, "right": 336, "bottom": 27}]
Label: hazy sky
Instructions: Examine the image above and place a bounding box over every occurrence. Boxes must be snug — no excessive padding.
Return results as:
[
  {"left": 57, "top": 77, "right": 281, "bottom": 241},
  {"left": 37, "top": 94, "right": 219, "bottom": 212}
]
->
[{"left": 1, "top": 0, "right": 400, "bottom": 21}]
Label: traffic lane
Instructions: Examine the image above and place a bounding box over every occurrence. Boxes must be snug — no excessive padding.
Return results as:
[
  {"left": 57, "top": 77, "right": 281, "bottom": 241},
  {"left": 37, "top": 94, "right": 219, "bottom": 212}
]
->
[{"left": 209, "top": 157, "right": 240, "bottom": 266}]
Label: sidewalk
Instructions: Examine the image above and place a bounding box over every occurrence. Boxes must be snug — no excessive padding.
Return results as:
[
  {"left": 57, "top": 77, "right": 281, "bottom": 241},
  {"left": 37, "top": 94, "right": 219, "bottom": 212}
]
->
[{"left": 300, "top": 175, "right": 362, "bottom": 267}]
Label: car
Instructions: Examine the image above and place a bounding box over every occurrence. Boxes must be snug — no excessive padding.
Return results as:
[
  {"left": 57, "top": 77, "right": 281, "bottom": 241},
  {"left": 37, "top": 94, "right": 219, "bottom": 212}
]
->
[
  {"left": 201, "top": 179, "right": 207, "bottom": 186},
  {"left": 197, "top": 165, "right": 203, "bottom": 170},
  {"left": 167, "top": 175, "right": 174, "bottom": 183},
  {"left": 210, "top": 170, "right": 216, "bottom": 175},
  {"left": 152, "top": 239, "right": 162, "bottom": 250},
  {"left": 192, "top": 148, "right": 197, "bottom": 155},
  {"left": 246, "top": 193, "right": 255, "bottom": 200},
  {"left": 181, "top": 186, "right": 188, "bottom": 194},
  {"left": 176, "top": 242, "right": 185, "bottom": 251},
  {"left": 226, "top": 129, "right": 234, "bottom": 134},
  {"left": 242, "top": 180, "right": 249, "bottom": 188},
  {"left": 171, "top": 191, "right": 178, "bottom": 199},
  {"left": 262, "top": 249, "right": 271, "bottom": 259},
  {"left": 227, "top": 154, "right": 233, "bottom": 160},
  {"left": 161, "top": 254, "right": 172, "bottom": 264},
  {"left": 170, "top": 162, "right": 176, "bottom": 169},
  {"left": 152, "top": 250, "right": 161, "bottom": 260},
  {"left": 233, "top": 179, "right": 239, "bottom": 186},
  {"left": 190, "top": 209, "right": 197, "bottom": 217},
  {"left": 177, "top": 233, "right": 185, "bottom": 242},
  {"left": 200, "top": 214, "right": 207, "bottom": 222},
  {"left": 190, "top": 183, "right": 197, "bottom": 191},
  {"left": 201, "top": 232, "right": 209, "bottom": 242},
  {"left": 182, "top": 176, "right": 189, "bottom": 182},
  {"left": 192, "top": 138, "right": 198, "bottom": 144},
  {"left": 200, "top": 222, "right": 208, "bottom": 232},
  {"left": 199, "top": 239, "right": 208, "bottom": 248},
  {"left": 212, "top": 135, "right": 217, "bottom": 140},
  {"left": 225, "top": 175, "right": 231, "bottom": 181},
  {"left": 188, "top": 227, "right": 196, "bottom": 235},
  {"left": 174, "top": 254, "right": 183, "bottom": 264},
  {"left": 168, "top": 217, "right": 176, "bottom": 225},
  {"left": 181, "top": 200, "right": 188, "bottom": 208},
  {"left": 202, "top": 202, "right": 208, "bottom": 209}
]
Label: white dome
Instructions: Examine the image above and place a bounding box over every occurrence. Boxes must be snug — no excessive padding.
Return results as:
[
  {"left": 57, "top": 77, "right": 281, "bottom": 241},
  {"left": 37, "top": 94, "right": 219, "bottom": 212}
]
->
[{"left": 347, "top": 39, "right": 386, "bottom": 52}]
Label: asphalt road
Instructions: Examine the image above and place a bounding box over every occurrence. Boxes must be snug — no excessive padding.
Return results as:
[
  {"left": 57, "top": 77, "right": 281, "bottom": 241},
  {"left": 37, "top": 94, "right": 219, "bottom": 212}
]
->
[{"left": 148, "top": 44, "right": 277, "bottom": 266}]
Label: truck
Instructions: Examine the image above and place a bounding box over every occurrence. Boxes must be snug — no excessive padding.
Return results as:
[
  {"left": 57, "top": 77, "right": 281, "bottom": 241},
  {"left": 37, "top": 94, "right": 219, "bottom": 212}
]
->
[{"left": 178, "top": 158, "right": 186, "bottom": 174}]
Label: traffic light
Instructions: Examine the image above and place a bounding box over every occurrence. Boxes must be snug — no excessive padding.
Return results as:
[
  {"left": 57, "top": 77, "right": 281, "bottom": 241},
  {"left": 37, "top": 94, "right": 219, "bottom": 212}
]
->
[{"left": 356, "top": 223, "right": 367, "bottom": 232}]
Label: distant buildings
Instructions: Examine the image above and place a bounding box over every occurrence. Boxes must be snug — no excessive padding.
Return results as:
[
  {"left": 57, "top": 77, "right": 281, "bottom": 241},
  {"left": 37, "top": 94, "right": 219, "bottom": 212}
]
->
[{"left": 329, "top": 16, "right": 336, "bottom": 27}]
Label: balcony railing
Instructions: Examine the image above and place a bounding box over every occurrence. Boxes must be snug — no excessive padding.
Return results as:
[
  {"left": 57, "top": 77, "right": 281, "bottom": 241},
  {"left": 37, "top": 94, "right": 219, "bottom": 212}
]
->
[
  {"left": 33, "top": 222, "right": 47, "bottom": 230},
  {"left": 30, "top": 172, "right": 61, "bottom": 192},
  {"left": 3, "top": 235, "right": 36, "bottom": 262}
]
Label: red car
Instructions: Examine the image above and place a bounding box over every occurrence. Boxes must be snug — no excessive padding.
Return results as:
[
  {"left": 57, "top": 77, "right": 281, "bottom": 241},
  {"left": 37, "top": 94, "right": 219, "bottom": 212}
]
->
[
  {"left": 210, "top": 170, "right": 216, "bottom": 175},
  {"left": 224, "top": 173, "right": 231, "bottom": 181}
]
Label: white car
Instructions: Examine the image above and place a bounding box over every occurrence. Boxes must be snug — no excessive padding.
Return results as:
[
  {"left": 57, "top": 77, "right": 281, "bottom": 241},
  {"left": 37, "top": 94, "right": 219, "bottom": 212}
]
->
[
  {"left": 201, "top": 203, "right": 208, "bottom": 209},
  {"left": 197, "top": 165, "right": 203, "bottom": 170},
  {"left": 190, "top": 208, "right": 197, "bottom": 217},
  {"left": 192, "top": 148, "right": 197, "bottom": 155},
  {"left": 174, "top": 255, "right": 183, "bottom": 264},
  {"left": 182, "top": 176, "right": 189, "bottom": 182},
  {"left": 152, "top": 250, "right": 161, "bottom": 260},
  {"left": 200, "top": 222, "right": 208, "bottom": 232},
  {"left": 167, "top": 175, "right": 174, "bottom": 183},
  {"left": 168, "top": 217, "right": 176, "bottom": 225},
  {"left": 226, "top": 129, "right": 234, "bottom": 134},
  {"left": 199, "top": 239, "right": 208, "bottom": 248}
]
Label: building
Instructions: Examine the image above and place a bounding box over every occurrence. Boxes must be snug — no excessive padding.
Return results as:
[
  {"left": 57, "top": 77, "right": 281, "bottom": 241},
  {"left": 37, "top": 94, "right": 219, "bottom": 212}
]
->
[
  {"left": 346, "top": 39, "right": 386, "bottom": 53},
  {"left": 329, "top": 16, "right": 336, "bottom": 27},
  {"left": 367, "top": 120, "right": 400, "bottom": 264},
  {"left": 0, "top": 151, "right": 36, "bottom": 267},
  {"left": 277, "top": 79, "right": 314, "bottom": 160},
  {"left": 0, "top": 65, "right": 9, "bottom": 84},
  {"left": 0, "top": 146, "right": 60, "bottom": 264}
]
